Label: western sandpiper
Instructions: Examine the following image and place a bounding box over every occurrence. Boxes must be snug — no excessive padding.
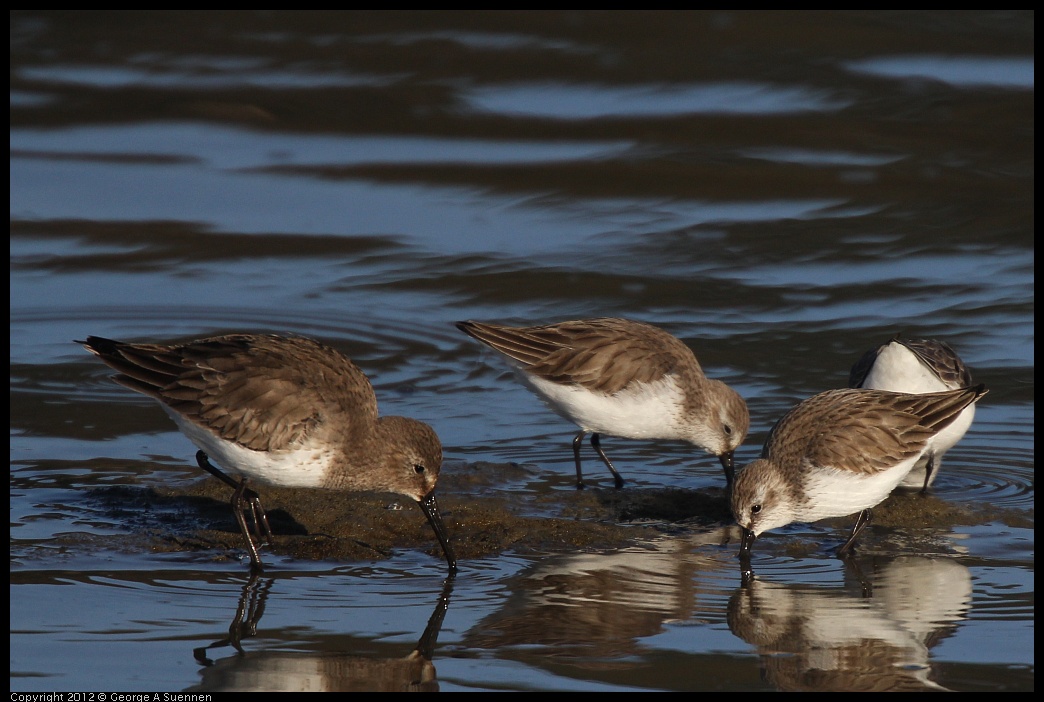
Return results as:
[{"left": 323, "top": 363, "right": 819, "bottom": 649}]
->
[
  {"left": 79, "top": 333, "right": 457, "bottom": 572},
  {"left": 456, "top": 318, "right": 749, "bottom": 489},
  {"left": 731, "top": 385, "right": 987, "bottom": 559},
  {"left": 849, "top": 333, "right": 977, "bottom": 492}
]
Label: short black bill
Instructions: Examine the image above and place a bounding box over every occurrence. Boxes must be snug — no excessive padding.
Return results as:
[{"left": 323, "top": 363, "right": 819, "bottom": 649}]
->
[
  {"left": 739, "top": 527, "right": 757, "bottom": 557},
  {"left": 719, "top": 451, "right": 736, "bottom": 488}
]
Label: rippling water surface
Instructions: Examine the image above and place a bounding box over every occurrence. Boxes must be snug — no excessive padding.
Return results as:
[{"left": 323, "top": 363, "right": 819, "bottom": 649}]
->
[{"left": 11, "top": 11, "right": 1033, "bottom": 692}]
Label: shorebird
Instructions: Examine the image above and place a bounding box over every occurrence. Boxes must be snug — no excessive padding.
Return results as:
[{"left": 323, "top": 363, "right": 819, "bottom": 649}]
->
[
  {"left": 731, "top": 384, "right": 987, "bottom": 558},
  {"left": 849, "top": 333, "right": 978, "bottom": 492},
  {"left": 79, "top": 333, "right": 456, "bottom": 572},
  {"left": 456, "top": 317, "right": 749, "bottom": 488}
]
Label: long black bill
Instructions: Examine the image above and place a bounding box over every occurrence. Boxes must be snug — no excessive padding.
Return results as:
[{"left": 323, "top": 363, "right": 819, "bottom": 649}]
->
[
  {"left": 417, "top": 491, "right": 457, "bottom": 572},
  {"left": 739, "top": 527, "right": 757, "bottom": 558},
  {"left": 719, "top": 451, "right": 736, "bottom": 488}
]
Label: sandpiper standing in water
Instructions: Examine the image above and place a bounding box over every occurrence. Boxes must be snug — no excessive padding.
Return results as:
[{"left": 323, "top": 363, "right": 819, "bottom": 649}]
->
[
  {"left": 456, "top": 318, "right": 749, "bottom": 489},
  {"left": 731, "top": 384, "right": 987, "bottom": 560},
  {"left": 79, "top": 333, "right": 457, "bottom": 572},
  {"left": 849, "top": 333, "right": 978, "bottom": 492}
]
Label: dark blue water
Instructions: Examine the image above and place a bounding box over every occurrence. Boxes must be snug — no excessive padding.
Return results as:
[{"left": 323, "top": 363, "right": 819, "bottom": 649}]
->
[{"left": 11, "top": 11, "right": 1033, "bottom": 691}]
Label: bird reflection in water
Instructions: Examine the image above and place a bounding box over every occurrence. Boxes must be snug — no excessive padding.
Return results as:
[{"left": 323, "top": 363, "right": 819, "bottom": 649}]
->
[
  {"left": 728, "top": 555, "right": 971, "bottom": 692},
  {"left": 462, "top": 531, "right": 734, "bottom": 663},
  {"left": 190, "top": 573, "right": 454, "bottom": 692},
  {"left": 193, "top": 574, "right": 274, "bottom": 662}
]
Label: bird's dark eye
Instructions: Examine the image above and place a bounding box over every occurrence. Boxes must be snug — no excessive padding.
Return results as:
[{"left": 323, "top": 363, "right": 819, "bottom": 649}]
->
[
  {"left": 723, "top": 424, "right": 732, "bottom": 436},
  {"left": 751, "top": 504, "right": 762, "bottom": 515},
  {"left": 414, "top": 465, "right": 426, "bottom": 475}
]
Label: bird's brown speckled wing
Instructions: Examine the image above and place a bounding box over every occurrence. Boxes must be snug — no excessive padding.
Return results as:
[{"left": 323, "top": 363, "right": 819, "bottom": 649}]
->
[
  {"left": 456, "top": 317, "right": 703, "bottom": 394},
  {"left": 764, "top": 386, "right": 987, "bottom": 476},
  {"left": 81, "top": 334, "right": 376, "bottom": 452}
]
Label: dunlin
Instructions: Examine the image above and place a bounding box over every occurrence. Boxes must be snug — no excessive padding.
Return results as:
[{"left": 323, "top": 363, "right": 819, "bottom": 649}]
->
[
  {"left": 849, "top": 333, "right": 977, "bottom": 492},
  {"left": 731, "top": 385, "right": 987, "bottom": 558},
  {"left": 455, "top": 318, "right": 749, "bottom": 489},
  {"left": 79, "top": 333, "right": 457, "bottom": 572}
]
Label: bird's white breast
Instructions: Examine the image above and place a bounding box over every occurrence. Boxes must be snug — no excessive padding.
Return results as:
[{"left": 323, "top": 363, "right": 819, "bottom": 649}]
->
[
  {"left": 861, "top": 341, "right": 976, "bottom": 484},
  {"left": 525, "top": 373, "right": 687, "bottom": 440},
  {"left": 801, "top": 453, "right": 921, "bottom": 522},
  {"left": 168, "top": 411, "right": 335, "bottom": 488}
]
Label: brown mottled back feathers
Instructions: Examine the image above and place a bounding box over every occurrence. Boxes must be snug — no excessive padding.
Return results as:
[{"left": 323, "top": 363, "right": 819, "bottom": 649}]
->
[
  {"left": 455, "top": 318, "right": 703, "bottom": 394},
  {"left": 763, "top": 385, "right": 988, "bottom": 477},
  {"left": 79, "top": 334, "right": 378, "bottom": 453}
]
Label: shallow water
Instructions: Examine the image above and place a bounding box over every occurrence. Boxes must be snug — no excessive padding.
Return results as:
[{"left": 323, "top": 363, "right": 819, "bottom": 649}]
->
[{"left": 10, "top": 11, "right": 1033, "bottom": 692}]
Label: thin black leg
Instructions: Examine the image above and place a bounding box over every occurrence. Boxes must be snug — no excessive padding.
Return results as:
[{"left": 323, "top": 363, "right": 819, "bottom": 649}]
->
[
  {"left": 231, "top": 479, "right": 265, "bottom": 572},
  {"left": 572, "top": 431, "right": 587, "bottom": 490},
  {"left": 836, "top": 508, "right": 872, "bottom": 557},
  {"left": 195, "top": 450, "right": 239, "bottom": 489},
  {"left": 195, "top": 450, "right": 273, "bottom": 568},
  {"left": 921, "top": 453, "right": 937, "bottom": 495},
  {"left": 590, "top": 433, "right": 625, "bottom": 489}
]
